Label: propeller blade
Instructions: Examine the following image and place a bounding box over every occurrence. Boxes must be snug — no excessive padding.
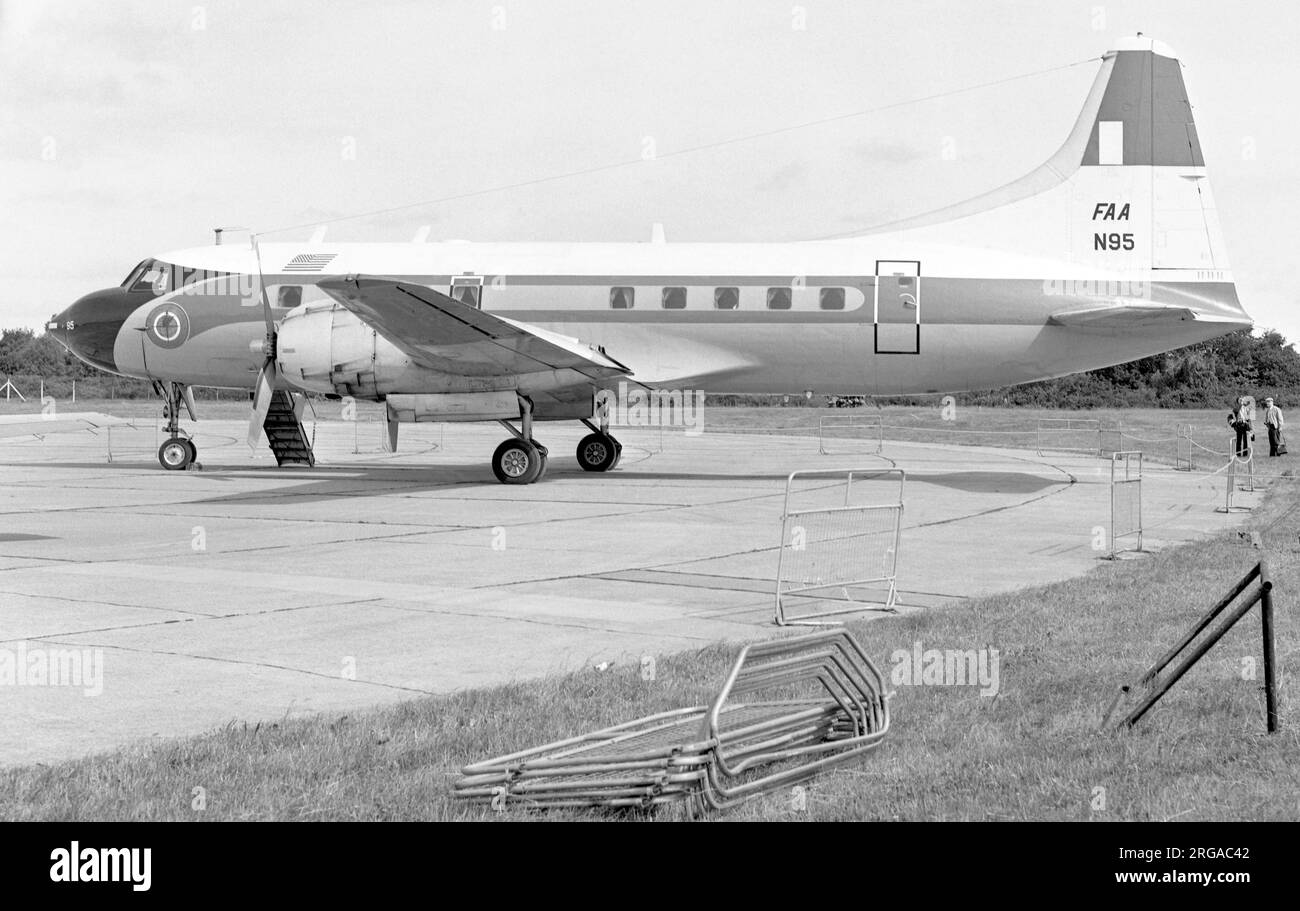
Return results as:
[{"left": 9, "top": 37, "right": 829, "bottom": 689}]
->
[
  {"left": 250, "top": 234, "right": 275, "bottom": 340},
  {"left": 384, "top": 401, "right": 399, "bottom": 453},
  {"left": 181, "top": 385, "right": 198, "bottom": 422},
  {"left": 248, "top": 359, "right": 276, "bottom": 449},
  {"left": 246, "top": 233, "right": 278, "bottom": 451}
]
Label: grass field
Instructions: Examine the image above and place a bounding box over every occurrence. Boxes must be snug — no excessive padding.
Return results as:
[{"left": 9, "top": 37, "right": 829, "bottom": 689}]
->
[{"left": 2, "top": 472, "right": 1296, "bottom": 821}]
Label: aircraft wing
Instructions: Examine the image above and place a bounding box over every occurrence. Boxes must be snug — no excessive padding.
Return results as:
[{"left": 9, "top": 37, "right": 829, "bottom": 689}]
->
[
  {"left": 0, "top": 412, "right": 132, "bottom": 439},
  {"left": 316, "top": 276, "right": 631, "bottom": 380},
  {"left": 1048, "top": 303, "right": 1204, "bottom": 328}
]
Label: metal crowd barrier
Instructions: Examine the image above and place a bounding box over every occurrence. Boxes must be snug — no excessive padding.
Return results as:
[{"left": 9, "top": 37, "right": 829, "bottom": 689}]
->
[
  {"left": 1107, "top": 451, "right": 1143, "bottom": 558},
  {"left": 1174, "top": 423, "right": 1194, "bottom": 471},
  {"left": 818, "top": 414, "right": 884, "bottom": 455},
  {"left": 774, "top": 468, "right": 904, "bottom": 625},
  {"left": 1217, "top": 454, "right": 1257, "bottom": 513},
  {"left": 1036, "top": 418, "right": 1101, "bottom": 457},
  {"left": 453, "top": 630, "right": 891, "bottom": 814}
]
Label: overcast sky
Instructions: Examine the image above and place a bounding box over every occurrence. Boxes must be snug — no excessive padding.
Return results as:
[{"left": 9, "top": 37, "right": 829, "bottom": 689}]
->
[{"left": 2, "top": 0, "right": 1297, "bottom": 342}]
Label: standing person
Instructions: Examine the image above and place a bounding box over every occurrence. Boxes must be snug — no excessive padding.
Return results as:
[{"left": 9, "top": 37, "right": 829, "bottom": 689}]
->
[
  {"left": 1263, "top": 396, "right": 1286, "bottom": 456},
  {"left": 1228, "top": 397, "right": 1252, "bottom": 458}
]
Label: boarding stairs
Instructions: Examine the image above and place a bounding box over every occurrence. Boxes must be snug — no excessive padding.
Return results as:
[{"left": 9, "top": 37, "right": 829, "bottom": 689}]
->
[{"left": 263, "top": 390, "right": 315, "bottom": 466}]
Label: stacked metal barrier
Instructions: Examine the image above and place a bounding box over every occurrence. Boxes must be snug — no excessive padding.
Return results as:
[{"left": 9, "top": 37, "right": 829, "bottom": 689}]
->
[
  {"left": 453, "top": 630, "right": 891, "bottom": 813},
  {"left": 775, "top": 468, "right": 904, "bottom": 625}
]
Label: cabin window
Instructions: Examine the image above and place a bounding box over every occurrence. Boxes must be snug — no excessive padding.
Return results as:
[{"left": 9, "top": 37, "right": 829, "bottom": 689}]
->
[
  {"left": 819, "top": 287, "right": 846, "bottom": 310},
  {"left": 714, "top": 287, "right": 740, "bottom": 310},
  {"left": 766, "top": 287, "right": 792, "bottom": 310},
  {"left": 662, "top": 287, "right": 687, "bottom": 309},
  {"left": 610, "top": 287, "right": 634, "bottom": 309},
  {"left": 450, "top": 278, "right": 482, "bottom": 309},
  {"left": 277, "top": 286, "right": 302, "bottom": 309}
]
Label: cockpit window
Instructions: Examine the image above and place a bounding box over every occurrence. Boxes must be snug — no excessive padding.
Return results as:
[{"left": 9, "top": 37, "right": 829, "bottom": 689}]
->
[
  {"left": 122, "top": 259, "right": 233, "bottom": 295},
  {"left": 127, "top": 262, "right": 166, "bottom": 293},
  {"left": 120, "top": 261, "right": 149, "bottom": 289}
]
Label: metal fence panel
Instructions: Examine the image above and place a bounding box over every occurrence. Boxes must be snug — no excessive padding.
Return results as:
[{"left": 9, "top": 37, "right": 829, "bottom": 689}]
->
[
  {"left": 1037, "top": 418, "right": 1101, "bottom": 457},
  {"left": 775, "top": 468, "right": 904, "bottom": 625},
  {"left": 1109, "top": 450, "right": 1143, "bottom": 557}
]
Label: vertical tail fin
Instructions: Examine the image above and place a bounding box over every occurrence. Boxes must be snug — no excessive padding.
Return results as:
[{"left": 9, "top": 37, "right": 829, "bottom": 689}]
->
[{"left": 862, "top": 36, "right": 1231, "bottom": 275}]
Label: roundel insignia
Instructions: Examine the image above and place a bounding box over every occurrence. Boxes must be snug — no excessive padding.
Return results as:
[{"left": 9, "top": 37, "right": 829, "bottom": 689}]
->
[{"left": 145, "top": 303, "right": 190, "bottom": 349}]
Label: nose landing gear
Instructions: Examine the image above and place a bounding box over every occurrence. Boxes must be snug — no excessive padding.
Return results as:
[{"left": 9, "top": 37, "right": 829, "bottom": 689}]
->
[
  {"left": 156, "top": 381, "right": 198, "bottom": 471},
  {"left": 158, "top": 436, "right": 195, "bottom": 470}
]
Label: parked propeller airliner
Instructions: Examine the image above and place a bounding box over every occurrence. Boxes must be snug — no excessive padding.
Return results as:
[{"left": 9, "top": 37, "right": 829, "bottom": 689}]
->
[{"left": 48, "top": 36, "right": 1250, "bottom": 483}]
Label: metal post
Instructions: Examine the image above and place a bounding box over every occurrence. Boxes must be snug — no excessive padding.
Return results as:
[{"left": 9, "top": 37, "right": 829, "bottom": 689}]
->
[
  {"left": 1223, "top": 458, "right": 1235, "bottom": 512},
  {"left": 1136, "top": 453, "right": 1143, "bottom": 552},
  {"left": 1109, "top": 454, "right": 1116, "bottom": 559},
  {"left": 1261, "top": 561, "right": 1279, "bottom": 733}
]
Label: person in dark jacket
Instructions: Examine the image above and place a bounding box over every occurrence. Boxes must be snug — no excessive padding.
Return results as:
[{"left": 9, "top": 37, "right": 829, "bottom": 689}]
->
[{"left": 1228, "top": 397, "right": 1252, "bottom": 458}]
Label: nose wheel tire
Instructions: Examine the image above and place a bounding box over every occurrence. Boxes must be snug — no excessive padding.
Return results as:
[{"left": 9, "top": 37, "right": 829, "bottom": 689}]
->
[
  {"left": 577, "top": 432, "right": 620, "bottom": 472},
  {"left": 492, "top": 439, "right": 543, "bottom": 484},
  {"left": 159, "top": 438, "right": 194, "bottom": 471}
]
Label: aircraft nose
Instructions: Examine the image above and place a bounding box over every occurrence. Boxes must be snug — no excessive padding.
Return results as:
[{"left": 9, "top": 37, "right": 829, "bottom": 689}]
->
[{"left": 48, "top": 288, "right": 139, "bottom": 374}]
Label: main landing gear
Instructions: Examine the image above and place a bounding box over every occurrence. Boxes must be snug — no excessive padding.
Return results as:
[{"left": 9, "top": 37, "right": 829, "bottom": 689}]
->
[
  {"left": 156, "top": 381, "right": 198, "bottom": 471},
  {"left": 491, "top": 397, "right": 548, "bottom": 485},
  {"left": 576, "top": 418, "right": 621, "bottom": 473},
  {"left": 489, "top": 402, "right": 622, "bottom": 484},
  {"left": 492, "top": 436, "right": 548, "bottom": 485}
]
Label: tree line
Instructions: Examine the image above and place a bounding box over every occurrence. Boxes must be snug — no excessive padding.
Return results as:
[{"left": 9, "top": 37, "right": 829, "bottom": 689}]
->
[{"left": 5, "top": 326, "right": 1299, "bottom": 407}]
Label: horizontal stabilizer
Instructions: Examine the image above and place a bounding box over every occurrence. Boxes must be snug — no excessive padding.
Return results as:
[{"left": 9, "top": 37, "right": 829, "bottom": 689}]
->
[{"left": 1048, "top": 302, "right": 1215, "bottom": 328}]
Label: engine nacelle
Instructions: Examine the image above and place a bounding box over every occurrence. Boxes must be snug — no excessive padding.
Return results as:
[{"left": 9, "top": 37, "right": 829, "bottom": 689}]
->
[{"left": 276, "top": 302, "right": 450, "bottom": 398}]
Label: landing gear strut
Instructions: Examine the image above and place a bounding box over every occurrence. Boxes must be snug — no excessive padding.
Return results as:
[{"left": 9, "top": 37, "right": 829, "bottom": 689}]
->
[
  {"left": 577, "top": 418, "right": 621, "bottom": 472},
  {"left": 491, "top": 396, "right": 548, "bottom": 485},
  {"left": 156, "top": 381, "right": 197, "bottom": 471}
]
